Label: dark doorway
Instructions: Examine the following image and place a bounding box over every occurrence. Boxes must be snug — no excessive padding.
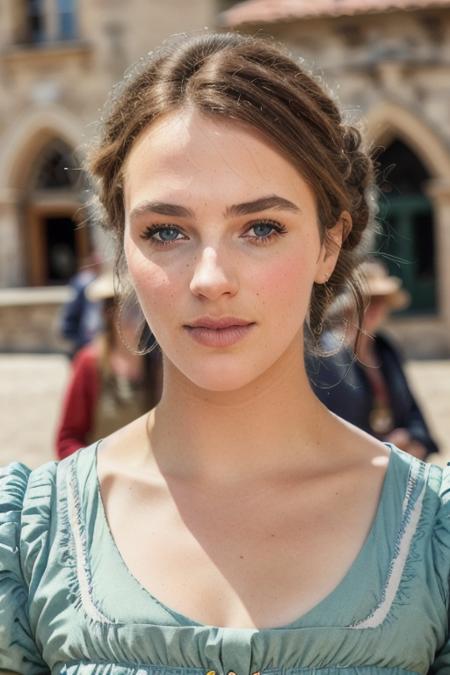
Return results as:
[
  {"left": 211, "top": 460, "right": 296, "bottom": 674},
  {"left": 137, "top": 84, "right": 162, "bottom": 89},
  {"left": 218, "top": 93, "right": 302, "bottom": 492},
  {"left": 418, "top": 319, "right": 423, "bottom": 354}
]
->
[
  {"left": 28, "top": 205, "right": 90, "bottom": 286},
  {"left": 44, "top": 215, "right": 78, "bottom": 283},
  {"left": 374, "top": 139, "right": 436, "bottom": 313}
]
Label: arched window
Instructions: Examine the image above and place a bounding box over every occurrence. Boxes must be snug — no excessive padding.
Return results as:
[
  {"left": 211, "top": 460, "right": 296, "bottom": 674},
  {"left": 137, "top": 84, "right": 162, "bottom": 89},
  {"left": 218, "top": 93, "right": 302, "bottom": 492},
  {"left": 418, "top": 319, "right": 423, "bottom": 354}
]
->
[
  {"left": 32, "top": 139, "right": 80, "bottom": 190},
  {"left": 375, "top": 139, "right": 436, "bottom": 313}
]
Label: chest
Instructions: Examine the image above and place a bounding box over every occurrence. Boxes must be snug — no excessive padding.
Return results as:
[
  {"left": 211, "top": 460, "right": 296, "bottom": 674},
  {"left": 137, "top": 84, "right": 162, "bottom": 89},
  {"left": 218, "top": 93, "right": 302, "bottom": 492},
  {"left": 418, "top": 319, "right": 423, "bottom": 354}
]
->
[{"left": 100, "top": 469, "right": 383, "bottom": 629}]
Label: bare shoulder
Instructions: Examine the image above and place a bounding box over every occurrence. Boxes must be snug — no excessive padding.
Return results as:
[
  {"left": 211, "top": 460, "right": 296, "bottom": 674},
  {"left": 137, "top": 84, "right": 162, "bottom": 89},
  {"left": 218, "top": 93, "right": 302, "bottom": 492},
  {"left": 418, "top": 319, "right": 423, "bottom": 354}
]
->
[
  {"left": 314, "top": 415, "right": 391, "bottom": 510},
  {"left": 97, "top": 412, "right": 151, "bottom": 482},
  {"left": 326, "top": 409, "right": 390, "bottom": 464}
]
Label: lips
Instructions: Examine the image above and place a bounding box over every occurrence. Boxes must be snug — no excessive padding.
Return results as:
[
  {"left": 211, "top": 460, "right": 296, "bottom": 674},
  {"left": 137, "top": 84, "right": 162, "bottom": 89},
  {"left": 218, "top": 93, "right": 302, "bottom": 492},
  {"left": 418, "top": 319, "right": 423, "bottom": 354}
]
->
[
  {"left": 185, "top": 316, "right": 254, "bottom": 330},
  {"left": 183, "top": 316, "right": 256, "bottom": 348}
]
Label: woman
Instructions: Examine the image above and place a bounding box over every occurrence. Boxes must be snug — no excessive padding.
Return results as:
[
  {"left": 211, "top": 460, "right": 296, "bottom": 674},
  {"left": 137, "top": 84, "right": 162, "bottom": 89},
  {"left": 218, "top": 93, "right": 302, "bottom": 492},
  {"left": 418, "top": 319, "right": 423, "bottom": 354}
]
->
[
  {"left": 308, "top": 260, "right": 440, "bottom": 459},
  {"left": 55, "top": 271, "right": 163, "bottom": 459},
  {"left": 0, "top": 32, "right": 448, "bottom": 674}
]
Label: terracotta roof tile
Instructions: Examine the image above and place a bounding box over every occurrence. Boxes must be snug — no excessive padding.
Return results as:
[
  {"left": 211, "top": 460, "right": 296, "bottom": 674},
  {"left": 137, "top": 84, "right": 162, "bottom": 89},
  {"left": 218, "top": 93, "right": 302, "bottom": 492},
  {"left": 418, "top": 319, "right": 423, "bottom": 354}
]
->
[{"left": 221, "top": 0, "right": 450, "bottom": 26}]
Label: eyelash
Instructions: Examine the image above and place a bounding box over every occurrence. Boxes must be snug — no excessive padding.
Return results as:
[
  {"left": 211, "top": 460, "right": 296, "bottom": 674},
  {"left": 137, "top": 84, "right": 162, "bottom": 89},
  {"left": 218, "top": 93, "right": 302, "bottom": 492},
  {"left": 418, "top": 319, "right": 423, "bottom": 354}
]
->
[{"left": 139, "top": 220, "right": 288, "bottom": 248}]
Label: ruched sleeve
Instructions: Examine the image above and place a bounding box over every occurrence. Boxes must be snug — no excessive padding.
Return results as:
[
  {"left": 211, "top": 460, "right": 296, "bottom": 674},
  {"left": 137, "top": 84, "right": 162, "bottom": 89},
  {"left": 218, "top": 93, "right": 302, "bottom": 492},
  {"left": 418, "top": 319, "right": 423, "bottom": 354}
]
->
[
  {"left": 0, "top": 463, "right": 49, "bottom": 674},
  {"left": 430, "top": 464, "right": 450, "bottom": 674}
]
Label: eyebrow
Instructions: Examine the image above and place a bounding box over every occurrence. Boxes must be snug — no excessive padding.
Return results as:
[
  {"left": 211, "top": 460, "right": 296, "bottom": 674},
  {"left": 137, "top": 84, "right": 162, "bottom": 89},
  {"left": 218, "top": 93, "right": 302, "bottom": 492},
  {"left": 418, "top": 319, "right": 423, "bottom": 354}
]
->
[
  {"left": 129, "top": 194, "right": 301, "bottom": 223},
  {"left": 129, "top": 201, "right": 194, "bottom": 221},
  {"left": 225, "top": 195, "right": 301, "bottom": 217}
]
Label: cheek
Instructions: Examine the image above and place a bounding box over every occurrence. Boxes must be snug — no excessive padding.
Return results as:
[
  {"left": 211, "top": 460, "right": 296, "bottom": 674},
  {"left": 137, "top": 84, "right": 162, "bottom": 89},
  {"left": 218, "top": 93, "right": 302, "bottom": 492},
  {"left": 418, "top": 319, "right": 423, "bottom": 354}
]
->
[
  {"left": 125, "top": 236, "right": 178, "bottom": 328},
  {"left": 132, "top": 267, "right": 178, "bottom": 332},
  {"left": 252, "top": 247, "right": 317, "bottom": 314}
]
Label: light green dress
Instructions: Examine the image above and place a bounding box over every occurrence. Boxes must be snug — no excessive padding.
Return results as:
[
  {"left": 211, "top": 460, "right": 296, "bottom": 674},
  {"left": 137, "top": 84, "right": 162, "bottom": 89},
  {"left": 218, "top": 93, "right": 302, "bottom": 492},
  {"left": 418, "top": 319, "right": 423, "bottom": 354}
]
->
[{"left": 0, "top": 442, "right": 449, "bottom": 675}]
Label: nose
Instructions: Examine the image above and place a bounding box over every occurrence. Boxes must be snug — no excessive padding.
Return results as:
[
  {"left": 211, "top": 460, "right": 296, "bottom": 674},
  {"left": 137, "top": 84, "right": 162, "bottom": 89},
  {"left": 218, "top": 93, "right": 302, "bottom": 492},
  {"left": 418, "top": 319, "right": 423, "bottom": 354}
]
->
[{"left": 189, "top": 246, "right": 239, "bottom": 300}]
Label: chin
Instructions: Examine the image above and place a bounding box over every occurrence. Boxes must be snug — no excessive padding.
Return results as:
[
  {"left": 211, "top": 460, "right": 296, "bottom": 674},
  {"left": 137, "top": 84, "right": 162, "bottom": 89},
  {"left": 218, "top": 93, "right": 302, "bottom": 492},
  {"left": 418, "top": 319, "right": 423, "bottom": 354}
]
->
[
  {"left": 160, "top": 329, "right": 301, "bottom": 394},
  {"left": 198, "top": 375, "right": 256, "bottom": 393},
  {"left": 189, "top": 366, "right": 260, "bottom": 393},
  {"left": 165, "top": 354, "right": 265, "bottom": 393}
]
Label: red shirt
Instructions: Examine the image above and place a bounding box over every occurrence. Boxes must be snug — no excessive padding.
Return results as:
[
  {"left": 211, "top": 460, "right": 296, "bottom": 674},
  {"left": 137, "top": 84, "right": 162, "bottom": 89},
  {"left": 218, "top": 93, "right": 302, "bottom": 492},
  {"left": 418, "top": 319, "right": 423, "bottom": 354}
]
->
[{"left": 55, "top": 344, "right": 100, "bottom": 459}]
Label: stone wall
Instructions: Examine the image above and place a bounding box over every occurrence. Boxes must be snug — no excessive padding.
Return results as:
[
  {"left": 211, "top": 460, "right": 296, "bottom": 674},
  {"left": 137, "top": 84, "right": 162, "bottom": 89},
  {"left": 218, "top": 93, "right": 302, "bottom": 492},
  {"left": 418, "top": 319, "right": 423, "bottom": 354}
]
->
[{"left": 0, "top": 287, "right": 72, "bottom": 352}]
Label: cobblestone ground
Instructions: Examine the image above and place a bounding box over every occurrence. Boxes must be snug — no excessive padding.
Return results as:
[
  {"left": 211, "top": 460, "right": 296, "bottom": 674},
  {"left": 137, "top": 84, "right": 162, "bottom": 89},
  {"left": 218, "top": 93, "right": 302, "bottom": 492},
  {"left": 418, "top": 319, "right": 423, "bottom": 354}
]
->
[{"left": 0, "top": 354, "right": 449, "bottom": 469}]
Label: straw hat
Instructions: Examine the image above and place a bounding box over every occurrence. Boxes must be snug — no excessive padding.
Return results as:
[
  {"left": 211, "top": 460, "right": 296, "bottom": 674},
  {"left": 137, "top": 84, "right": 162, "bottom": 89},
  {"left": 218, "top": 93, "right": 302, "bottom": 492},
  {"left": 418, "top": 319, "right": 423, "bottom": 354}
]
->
[
  {"left": 359, "top": 260, "right": 410, "bottom": 310},
  {"left": 85, "top": 271, "right": 115, "bottom": 302}
]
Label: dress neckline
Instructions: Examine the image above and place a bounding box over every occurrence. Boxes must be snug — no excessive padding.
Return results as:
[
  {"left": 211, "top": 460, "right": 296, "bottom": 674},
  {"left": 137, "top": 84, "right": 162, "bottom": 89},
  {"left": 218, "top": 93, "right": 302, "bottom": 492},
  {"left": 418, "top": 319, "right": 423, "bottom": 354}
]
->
[{"left": 75, "top": 440, "right": 401, "bottom": 631}]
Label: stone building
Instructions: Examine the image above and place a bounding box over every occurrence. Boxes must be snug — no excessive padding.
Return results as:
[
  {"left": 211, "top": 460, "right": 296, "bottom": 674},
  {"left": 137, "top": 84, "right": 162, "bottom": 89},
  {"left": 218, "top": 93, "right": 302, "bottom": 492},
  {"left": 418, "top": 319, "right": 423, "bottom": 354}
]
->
[
  {"left": 220, "top": 0, "right": 450, "bottom": 356},
  {"left": 0, "top": 0, "right": 215, "bottom": 351},
  {"left": 1, "top": 0, "right": 450, "bottom": 356}
]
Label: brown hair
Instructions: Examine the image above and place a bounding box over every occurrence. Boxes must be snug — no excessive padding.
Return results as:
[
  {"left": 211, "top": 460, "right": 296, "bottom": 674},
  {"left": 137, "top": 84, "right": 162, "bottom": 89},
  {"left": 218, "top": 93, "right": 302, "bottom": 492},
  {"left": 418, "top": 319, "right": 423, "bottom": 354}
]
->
[{"left": 88, "top": 32, "right": 375, "bottom": 351}]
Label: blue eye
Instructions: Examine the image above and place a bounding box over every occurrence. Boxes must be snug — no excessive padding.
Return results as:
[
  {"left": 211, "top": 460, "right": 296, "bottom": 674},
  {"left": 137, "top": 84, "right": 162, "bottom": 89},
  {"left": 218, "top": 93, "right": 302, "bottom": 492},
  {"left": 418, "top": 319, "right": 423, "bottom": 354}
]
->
[
  {"left": 156, "top": 228, "right": 180, "bottom": 241},
  {"left": 252, "top": 223, "right": 275, "bottom": 238},
  {"left": 246, "top": 220, "right": 288, "bottom": 244},
  {"left": 140, "top": 225, "right": 184, "bottom": 246}
]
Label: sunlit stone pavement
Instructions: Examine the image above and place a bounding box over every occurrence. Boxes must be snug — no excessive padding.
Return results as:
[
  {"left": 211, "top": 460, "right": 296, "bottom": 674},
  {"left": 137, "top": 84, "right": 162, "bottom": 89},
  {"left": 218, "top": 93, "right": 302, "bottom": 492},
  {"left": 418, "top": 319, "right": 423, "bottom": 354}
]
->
[{"left": 0, "top": 354, "right": 449, "bottom": 470}]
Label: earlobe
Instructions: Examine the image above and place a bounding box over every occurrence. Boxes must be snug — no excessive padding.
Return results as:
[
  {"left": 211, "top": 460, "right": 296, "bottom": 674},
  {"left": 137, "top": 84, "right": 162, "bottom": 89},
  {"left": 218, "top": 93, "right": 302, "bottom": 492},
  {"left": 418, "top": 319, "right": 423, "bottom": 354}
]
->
[
  {"left": 314, "top": 246, "right": 333, "bottom": 284},
  {"left": 326, "top": 212, "right": 349, "bottom": 255},
  {"left": 314, "top": 266, "right": 332, "bottom": 285}
]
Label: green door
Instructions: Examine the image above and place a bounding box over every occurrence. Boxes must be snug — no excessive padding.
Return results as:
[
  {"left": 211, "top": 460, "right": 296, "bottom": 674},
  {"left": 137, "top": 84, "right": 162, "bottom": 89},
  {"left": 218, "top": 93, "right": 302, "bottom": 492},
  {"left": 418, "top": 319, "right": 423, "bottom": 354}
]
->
[{"left": 376, "top": 194, "right": 436, "bottom": 313}]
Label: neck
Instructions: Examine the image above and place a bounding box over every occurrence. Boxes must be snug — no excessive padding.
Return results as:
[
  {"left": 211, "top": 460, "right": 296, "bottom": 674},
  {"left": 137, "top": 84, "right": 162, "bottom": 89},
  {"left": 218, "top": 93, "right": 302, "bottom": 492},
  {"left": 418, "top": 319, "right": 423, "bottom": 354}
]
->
[{"left": 148, "top": 335, "right": 333, "bottom": 483}]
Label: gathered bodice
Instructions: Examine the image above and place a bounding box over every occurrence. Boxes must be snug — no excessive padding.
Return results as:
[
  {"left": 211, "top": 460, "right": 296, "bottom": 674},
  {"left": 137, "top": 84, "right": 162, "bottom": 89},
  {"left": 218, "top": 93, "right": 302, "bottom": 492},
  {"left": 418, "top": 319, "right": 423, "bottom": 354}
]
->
[{"left": 0, "top": 443, "right": 449, "bottom": 674}]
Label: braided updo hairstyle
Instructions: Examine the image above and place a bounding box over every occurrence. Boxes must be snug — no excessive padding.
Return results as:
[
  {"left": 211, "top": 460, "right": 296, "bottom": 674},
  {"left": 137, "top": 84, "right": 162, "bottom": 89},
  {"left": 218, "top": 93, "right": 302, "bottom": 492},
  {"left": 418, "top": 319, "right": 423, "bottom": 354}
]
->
[{"left": 89, "top": 32, "right": 375, "bottom": 353}]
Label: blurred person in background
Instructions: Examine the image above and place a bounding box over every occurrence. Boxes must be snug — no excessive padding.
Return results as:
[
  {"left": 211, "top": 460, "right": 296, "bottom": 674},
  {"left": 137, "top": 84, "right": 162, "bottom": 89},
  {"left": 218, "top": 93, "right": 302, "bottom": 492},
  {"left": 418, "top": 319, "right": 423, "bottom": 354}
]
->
[
  {"left": 308, "top": 259, "right": 439, "bottom": 459},
  {"left": 59, "top": 251, "right": 103, "bottom": 358},
  {"left": 55, "top": 271, "right": 163, "bottom": 459}
]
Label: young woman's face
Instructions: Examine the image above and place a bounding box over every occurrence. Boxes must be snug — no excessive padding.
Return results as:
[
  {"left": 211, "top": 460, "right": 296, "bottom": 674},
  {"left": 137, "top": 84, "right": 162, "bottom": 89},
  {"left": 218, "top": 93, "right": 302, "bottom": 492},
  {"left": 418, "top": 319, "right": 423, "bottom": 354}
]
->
[{"left": 123, "top": 108, "right": 340, "bottom": 391}]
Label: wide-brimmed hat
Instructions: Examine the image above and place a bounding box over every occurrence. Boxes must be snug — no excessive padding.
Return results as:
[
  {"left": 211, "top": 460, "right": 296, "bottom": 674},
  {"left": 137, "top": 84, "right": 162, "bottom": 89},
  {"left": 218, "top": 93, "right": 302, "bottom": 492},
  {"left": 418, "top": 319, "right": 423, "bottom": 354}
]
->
[
  {"left": 359, "top": 260, "right": 410, "bottom": 310},
  {"left": 85, "top": 271, "right": 115, "bottom": 302}
]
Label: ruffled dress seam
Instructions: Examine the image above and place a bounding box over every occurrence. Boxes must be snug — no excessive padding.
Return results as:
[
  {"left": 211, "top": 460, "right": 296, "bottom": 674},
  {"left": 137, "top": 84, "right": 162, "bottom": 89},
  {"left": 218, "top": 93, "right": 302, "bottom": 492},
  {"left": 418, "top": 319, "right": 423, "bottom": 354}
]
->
[
  {"left": 58, "top": 452, "right": 114, "bottom": 625},
  {"left": 345, "top": 456, "right": 428, "bottom": 630}
]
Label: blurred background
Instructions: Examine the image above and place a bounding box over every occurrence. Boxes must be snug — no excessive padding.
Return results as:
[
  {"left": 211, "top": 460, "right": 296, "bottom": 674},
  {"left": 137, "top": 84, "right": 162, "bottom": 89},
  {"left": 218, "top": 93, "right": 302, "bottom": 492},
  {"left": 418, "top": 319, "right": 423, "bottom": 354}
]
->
[{"left": 0, "top": 0, "right": 449, "bottom": 467}]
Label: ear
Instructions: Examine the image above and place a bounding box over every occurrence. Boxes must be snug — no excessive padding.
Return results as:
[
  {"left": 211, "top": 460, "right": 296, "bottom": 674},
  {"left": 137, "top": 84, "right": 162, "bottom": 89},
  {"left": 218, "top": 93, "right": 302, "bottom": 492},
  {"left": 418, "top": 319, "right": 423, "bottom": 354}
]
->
[{"left": 314, "top": 211, "right": 352, "bottom": 284}]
